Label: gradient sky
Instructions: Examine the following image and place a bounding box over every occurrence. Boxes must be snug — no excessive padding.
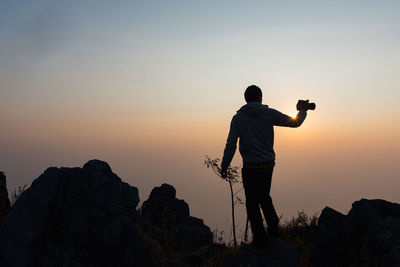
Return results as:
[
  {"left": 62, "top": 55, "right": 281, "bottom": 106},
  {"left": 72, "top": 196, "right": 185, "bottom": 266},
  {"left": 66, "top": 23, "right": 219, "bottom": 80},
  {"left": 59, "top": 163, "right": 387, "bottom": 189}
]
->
[{"left": 1, "top": 0, "right": 400, "bottom": 239}]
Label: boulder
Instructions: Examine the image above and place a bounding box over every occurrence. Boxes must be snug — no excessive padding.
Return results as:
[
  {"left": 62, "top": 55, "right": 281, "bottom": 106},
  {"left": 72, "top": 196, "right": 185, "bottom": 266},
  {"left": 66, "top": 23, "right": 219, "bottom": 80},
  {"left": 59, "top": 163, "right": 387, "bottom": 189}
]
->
[
  {"left": 141, "top": 183, "right": 213, "bottom": 249},
  {"left": 371, "top": 216, "right": 400, "bottom": 266},
  {"left": 142, "top": 183, "right": 189, "bottom": 227},
  {"left": 0, "top": 160, "right": 145, "bottom": 267},
  {"left": 311, "top": 199, "right": 400, "bottom": 267},
  {"left": 0, "top": 172, "right": 10, "bottom": 224},
  {"left": 310, "top": 207, "right": 346, "bottom": 267}
]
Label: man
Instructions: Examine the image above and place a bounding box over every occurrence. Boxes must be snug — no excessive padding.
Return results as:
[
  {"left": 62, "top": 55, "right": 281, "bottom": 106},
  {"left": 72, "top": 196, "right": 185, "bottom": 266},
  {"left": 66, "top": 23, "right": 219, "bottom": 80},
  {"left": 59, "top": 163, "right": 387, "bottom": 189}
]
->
[{"left": 221, "top": 85, "right": 309, "bottom": 250}]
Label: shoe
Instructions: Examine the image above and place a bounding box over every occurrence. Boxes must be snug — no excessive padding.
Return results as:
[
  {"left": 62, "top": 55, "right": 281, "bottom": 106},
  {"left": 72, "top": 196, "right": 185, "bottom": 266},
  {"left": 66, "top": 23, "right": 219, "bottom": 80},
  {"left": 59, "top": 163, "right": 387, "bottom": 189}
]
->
[
  {"left": 268, "top": 226, "right": 282, "bottom": 239},
  {"left": 253, "top": 238, "right": 268, "bottom": 250}
]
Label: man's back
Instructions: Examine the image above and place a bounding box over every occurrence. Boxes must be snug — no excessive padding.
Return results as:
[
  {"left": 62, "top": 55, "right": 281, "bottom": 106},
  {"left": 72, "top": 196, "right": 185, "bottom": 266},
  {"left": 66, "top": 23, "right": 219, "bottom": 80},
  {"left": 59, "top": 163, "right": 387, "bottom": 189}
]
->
[
  {"left": 234, "top": 102, "right": 276, "bottom": 164},
  {"left": 221, "top": 102, "right": 306, "bottom": 170}
]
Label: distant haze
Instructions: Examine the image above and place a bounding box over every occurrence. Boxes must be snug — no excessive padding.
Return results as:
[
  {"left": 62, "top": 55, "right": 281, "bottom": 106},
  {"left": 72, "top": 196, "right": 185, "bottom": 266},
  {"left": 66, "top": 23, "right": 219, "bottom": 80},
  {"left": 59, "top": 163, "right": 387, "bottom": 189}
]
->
[{"left": 1, "top": 1, "right": 400, "bottom": 236}]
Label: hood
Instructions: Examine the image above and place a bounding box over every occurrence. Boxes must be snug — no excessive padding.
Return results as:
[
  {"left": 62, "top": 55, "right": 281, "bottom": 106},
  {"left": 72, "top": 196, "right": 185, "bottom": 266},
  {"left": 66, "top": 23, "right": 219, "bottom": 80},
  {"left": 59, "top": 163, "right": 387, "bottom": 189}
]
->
[{"left": 237, "top": 102, "right": 269, "bottom": 117}]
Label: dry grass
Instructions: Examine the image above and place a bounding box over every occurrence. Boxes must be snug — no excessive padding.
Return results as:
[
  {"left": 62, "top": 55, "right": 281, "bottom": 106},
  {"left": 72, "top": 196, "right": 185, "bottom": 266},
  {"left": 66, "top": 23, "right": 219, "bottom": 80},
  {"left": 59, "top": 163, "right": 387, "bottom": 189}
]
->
[
  {"left": 280, "top": 210, "right": 319, "bottom": 267},
  {"left": 10, "top": 184, "right": 28, "bottom": 206}
]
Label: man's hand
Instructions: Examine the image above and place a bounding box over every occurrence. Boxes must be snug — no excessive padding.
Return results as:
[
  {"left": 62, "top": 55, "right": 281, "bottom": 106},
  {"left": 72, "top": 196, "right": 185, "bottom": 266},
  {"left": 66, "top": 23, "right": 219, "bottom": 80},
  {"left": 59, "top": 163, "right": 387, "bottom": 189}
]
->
[
  {"left": 220, "top": 168, "right": 228, "bottom": 178},
  {"left": 296, "top": 99, "right": 309, "bottom": 111}
]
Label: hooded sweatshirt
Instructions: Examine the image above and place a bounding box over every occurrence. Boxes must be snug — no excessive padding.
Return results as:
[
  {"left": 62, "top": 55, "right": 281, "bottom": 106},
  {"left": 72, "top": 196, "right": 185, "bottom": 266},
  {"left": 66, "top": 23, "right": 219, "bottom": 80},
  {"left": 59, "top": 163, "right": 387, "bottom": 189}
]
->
[{"left": 221, "top": 102, "right": 307, "bottom": 170}]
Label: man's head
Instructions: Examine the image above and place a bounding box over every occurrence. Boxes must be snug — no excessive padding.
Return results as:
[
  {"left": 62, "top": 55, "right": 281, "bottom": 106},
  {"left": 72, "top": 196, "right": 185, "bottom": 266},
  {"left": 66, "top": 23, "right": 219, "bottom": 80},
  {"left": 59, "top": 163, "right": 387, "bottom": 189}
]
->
[{"left": 244, "top": 85, "right": 262, "bottom": 103}]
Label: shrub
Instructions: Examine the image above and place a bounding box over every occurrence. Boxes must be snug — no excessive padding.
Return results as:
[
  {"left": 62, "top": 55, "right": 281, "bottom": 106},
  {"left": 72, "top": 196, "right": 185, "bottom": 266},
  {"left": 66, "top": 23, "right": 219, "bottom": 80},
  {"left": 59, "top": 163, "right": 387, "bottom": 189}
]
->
[
  {"left": 10, "top": 184, "right": 28, "bottom": 206},
  {"left": 281, "top": 210, "right": 319, "bottom": 266}
]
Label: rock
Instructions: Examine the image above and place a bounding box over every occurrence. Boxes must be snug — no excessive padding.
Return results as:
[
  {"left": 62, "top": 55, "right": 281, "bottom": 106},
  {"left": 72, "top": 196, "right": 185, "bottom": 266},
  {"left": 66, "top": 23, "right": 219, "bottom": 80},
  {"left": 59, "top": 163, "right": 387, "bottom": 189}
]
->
[
  {"left": 311, "top": 199, "right": 400, "bottom": 267},
  {"left": 142, "top": 183, "right": 189, "bottom": 227},
  {"left": 310, "top": 207, "right": 346, "bottom": 267},
  {"left": 0, "top": 160, "right": 145, "bottom": 267},
  {"left": 175, "top": 216, "right": 214, "bottom": 248},
  {"left": 0, "top": 172, "right": 10, "bottom": 224},
  {"left": 371, "top": 216, "right": 400, "bottom": 266},
  {"left": 225, "top": 240, "right": 300, "bottom": 267},
  {"left": 141, "top": 183, "right": 213, "bottom": 249},
  {"left": 147, "top": 183, "right": 176, "bottom": 200}
]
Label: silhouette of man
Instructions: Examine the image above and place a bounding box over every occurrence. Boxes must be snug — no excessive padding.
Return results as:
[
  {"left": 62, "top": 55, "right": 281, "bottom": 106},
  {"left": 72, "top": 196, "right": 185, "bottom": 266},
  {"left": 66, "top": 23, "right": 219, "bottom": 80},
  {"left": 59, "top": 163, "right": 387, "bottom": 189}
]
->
[{"left": 221, "top": 85, "right": 308, "bottom": 250}]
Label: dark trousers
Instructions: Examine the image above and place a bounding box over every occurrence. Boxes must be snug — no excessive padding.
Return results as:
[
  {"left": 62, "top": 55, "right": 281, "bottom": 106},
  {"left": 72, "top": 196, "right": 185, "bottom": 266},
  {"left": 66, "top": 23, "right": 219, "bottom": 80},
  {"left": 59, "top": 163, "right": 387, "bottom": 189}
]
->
[{"left": 242, "top": 164, "right": 279, "bottom": 242}]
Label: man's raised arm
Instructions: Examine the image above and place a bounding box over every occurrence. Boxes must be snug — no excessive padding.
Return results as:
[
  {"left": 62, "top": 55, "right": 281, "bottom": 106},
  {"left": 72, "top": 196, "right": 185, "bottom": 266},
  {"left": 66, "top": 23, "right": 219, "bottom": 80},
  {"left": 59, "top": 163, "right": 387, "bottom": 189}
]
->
[{"left": 271, "top": 109, "right": 307, "bottom": 128}]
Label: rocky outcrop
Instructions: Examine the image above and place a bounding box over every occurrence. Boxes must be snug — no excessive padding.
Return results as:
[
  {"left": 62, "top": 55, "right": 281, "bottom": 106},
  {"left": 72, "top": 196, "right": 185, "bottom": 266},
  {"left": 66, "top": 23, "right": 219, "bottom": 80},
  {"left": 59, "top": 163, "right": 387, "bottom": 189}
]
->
[
  {"left": 6, "top": 159, "right": 399, "bottom": 267},
  {"left": 141, "top": 183, "right": 213, "bottom": 249},
  {"left": 311, "top": 199, "right": 400, "bottom": 267},
  {"left": 0, "top": 160, "right": 145, "bottom": 267},
  {"left": 0, "top": 161, "right": 217, "bottom": 267},
  {"left": 0, "top": 171, "right": 11, "bottom": 224}
]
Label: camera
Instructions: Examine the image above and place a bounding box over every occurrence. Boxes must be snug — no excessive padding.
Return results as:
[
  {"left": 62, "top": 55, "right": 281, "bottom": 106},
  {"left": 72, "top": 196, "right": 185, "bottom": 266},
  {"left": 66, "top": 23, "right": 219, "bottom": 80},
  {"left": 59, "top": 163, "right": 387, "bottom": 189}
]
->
[{"left": 296, "top": 100, "right": 316, "bottom": 111}]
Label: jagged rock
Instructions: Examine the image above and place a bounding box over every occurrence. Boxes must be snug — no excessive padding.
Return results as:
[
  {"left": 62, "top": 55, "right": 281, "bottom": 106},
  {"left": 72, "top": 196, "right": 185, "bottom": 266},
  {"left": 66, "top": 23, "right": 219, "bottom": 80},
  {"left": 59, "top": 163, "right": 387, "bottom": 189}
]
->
[
  {"left": 142, "top": 183, "right": 189, "bottom": 227},
  {"left": 0, "top": 160, "right": 145, "bottom": 267},
  {"left": 311, "top": 207, "right": 346, "bottom": 267},
  {"left": 141, "top": 183, "right": 213, "bottom": 249},
  {"left": 0, "top": 172, "right": 10, "bottom": 224},
  {"left": 311, "top": 199, "right": 400, "bottom": 267},
  {"left": 225, "top": 240, "right": 300, "bottom": 267},
  {"left": 371, "top": 216, "right": 400, "bottom": 266}
]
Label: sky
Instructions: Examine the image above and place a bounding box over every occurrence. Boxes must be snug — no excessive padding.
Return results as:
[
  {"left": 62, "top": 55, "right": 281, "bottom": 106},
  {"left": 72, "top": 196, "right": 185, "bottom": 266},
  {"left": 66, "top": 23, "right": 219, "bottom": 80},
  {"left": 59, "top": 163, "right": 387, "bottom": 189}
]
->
[{"left": 1, "top": 0, "right": 400, "bottom": 240}]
